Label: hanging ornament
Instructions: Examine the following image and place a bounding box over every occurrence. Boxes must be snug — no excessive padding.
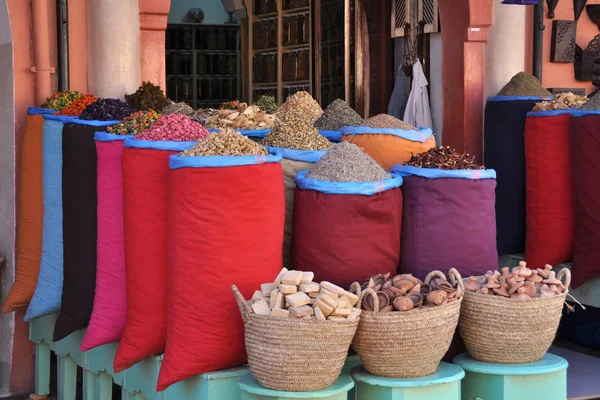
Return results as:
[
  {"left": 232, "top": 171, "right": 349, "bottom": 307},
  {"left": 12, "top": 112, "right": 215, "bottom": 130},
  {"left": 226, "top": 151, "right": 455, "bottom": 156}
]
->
[
  {"left": 586, "top": 5, "right": 600, "bottom": 31},
  {"left": 546, "top": 0, "right": 559, "bottom": 18},
  {"left": 574, "top": 0, "right": 588, "bottom": 21}
]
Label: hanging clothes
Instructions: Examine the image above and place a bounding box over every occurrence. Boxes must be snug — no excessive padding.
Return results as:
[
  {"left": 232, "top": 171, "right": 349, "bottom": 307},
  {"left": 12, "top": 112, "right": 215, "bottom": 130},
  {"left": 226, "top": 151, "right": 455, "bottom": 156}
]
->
[
  {"left": 404, "top": 59, "right": 433, "bottom": 129},
  {"left": 387, "top": 65, "right": 411, "bottom": 120}
]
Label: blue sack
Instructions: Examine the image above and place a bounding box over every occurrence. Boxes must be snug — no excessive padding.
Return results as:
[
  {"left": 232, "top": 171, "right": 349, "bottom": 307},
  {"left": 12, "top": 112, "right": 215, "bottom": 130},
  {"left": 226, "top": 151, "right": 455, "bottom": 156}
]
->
[
  {"left": 318, "top": 130, "right": 342, "bottom": 142},
  {"left": 392, "top": 165, "right": 497, "bottom": 180},
  {"left": 340, "top": 125, "right": 434, "bottom": 142},
  {"left": 207, "top": 127, "right": 272, "bottom": 138},
  {"left": 264, "top": 146, "right": 326, "bottom": 163},
  {"left": 25, "top": 115, "right": 77, "bottom": 321},
  {"left": 295, "top": 170, "right": 403, "bottom": 196},
  {"left": 124, "top": 138, "right": 197, "bottom": 152},
  {"left": 27, "top": 107, "right": 56, "bottom": 115},
  {"left": 94, "top": 132, "right": 134, "bottom": 142}
]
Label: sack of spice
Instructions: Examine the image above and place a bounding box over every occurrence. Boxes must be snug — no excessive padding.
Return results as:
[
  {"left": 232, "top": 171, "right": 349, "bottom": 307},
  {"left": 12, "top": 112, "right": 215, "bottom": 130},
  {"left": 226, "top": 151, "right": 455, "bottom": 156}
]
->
[
  {"left": 314, "top": 99, "right": 364, "bottom": 142},
  {"left": 125, "top": 81, "right": 170, "bottom": 112},
  {"left": 156, "top": 136, "right": 284, "bottom": 391},
  {"left": 393, "top": 147, "right": 498, "bottom": 280},
  {"left": 204, "top": 104, "right": 277, "bottom": 137},
  {"left": 485, "top": 72, "right": 552, "bottom": 256},
  {"left": 42, "top": 90, "right": 84, "bottom": 111},
  {"left": 291, "top": 142, "right": 403, "bottom": 289},
  {"left": 340, "top": 114, "right": 435, "bottom": 171}
]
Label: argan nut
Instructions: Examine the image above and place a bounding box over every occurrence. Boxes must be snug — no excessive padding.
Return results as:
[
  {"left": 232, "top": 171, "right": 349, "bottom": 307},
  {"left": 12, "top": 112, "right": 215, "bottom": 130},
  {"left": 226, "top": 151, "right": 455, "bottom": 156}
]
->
[
  {"left": 290, "top": 305, "right": 314, "bottom": 318},
  {"left": 282, "top": 270, "right": 303, "bottom": 285},
  {"left": 300, "top": 271, "right": 314, "bottom": 284},
  {"left": 299, "top": 282, "right": 320, "bottom": 293},
  {"left": 286, "top": 291, "right": 311, "bottom": 308},
  {"left": 280, "top": 284, "right": 298, "bottom": 294}
]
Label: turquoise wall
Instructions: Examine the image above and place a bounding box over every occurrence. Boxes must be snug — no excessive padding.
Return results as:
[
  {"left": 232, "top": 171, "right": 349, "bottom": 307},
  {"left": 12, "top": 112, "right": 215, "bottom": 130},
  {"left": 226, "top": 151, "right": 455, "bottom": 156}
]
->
[{"left": 168, "top": 0, "right": 230, "bottom": 24}]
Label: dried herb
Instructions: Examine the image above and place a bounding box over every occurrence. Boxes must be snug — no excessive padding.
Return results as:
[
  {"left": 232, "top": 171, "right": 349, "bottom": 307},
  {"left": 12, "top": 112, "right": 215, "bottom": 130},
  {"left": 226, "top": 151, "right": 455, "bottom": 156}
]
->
[
  {"left": 125, "top": 81, "right": 170, "bottom": 112},
  {"left": 255, "top": 95, "right": 278, "bottom": 114},
  {"left": 42, "top": 91, "right": 84, "bottom": 111},
  {"left": 276, "top": 91, "right": 323, "bottom": 124},
  {"left": 181, "top": 128, "right": 269, "bottom": 156},
  {"left": 404, "top": 146, "right": 486, "bottom": 170},
  {"left": 107, "top": 110, "right": 160, "bottom": 135},
  {"left": 532, "top": 92, "right": 588, "bottom": 111},
  {"left": 362, "top": 114, "right": 416, "bottom": 130},
  {"left": 497, "top": 72, "right": 551, "bottom": 97},
  {"left": 314, "top": 99, "right": 364, "bottom": 131},
  {"left": 79, "top": 98, "right": 135, "bottom": 121},
  {"left": 162, "top": 102, "right": 194, "bottom": 115}
]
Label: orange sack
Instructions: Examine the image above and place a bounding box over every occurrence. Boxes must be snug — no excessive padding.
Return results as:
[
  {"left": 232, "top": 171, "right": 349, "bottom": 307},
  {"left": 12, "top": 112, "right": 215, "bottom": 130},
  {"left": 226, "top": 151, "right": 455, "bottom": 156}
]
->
[{"left": 4, "top": 107, "right": 54, "bottom": 313}]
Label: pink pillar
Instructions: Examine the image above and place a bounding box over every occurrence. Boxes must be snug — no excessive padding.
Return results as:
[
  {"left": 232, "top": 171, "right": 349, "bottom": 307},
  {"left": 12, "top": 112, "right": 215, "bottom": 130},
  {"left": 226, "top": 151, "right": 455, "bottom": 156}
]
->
[{"left": 139, "top": 0, "right": 171, "bottom": 91}]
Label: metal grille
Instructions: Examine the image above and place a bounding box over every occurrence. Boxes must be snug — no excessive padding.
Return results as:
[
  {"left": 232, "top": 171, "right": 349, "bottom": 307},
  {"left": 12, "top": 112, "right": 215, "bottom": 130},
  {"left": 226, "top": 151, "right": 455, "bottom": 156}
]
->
[
  {"left": 422, "top": 0, "right": 434, "bottom": 24},
  {"left": 395, "top": 0, "right": 407, "bottom": 29}
]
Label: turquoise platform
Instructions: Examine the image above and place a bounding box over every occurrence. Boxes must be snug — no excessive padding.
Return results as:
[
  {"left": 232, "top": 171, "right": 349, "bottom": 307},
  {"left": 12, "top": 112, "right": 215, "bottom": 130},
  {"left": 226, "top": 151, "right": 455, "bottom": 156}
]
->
[
  {"left": 453, "top": 352, "right": 568, "bottom": 400},
  {"left": 238, "top": 374, "right": 354, "bottom": 400},
  {"left": 351, "top": 363, "right": 465, "bottom": 400}
]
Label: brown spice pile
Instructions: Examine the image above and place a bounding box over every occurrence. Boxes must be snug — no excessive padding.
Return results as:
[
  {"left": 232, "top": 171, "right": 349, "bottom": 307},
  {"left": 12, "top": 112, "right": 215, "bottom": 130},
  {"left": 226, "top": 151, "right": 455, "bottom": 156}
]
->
[
  {"left": 497, "top": 72, "right": 552, "bottom": 97},
  {"left": 276, "top": 91, "right": 323, "bottom": 124},
  {"left": 181, "top": 128, "right": 268, "bottom": 156},
  {"left": 262, "top": 117, "right": 332, "bottom": 150},
  {"left": 362, "top": 114, "right": 417, "bottom": 130},
  {"left": 532, "top": 92, "right": 588, "bottom": 111},
  {"left": 404, "top": 146, "right": 486, "bottom": 170}
]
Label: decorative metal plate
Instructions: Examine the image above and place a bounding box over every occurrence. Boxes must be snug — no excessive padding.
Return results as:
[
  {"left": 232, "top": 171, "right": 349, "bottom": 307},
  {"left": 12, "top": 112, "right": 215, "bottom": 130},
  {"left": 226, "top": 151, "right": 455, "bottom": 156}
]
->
[{"left": 551, "top": 20, "right": 576, "bottom": 63}]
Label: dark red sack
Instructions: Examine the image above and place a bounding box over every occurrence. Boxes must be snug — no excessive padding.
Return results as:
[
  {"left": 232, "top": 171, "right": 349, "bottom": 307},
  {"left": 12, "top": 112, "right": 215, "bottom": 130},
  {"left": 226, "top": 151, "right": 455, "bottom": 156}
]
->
[
  {"left": 524, "top": 111, "right": 574, "bottom": 270},
  {"left": 157, "top": 153, "right": 284, "bottom": 391},
  {"left": 290, "top": 171, "right": 403, "bottom": 289},
  {"left": 114, "top": 140, "right": 195, "bottom": 372},
  {"left": 570, "top": 112, "right": 600, "bottom": 288}
]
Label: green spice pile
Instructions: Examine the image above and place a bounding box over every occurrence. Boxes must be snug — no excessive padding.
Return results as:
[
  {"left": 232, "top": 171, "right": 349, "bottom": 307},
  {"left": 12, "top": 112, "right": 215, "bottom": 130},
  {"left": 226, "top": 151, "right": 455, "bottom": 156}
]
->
[
  {"left": 125, "top": 81, "right": 170, "bottom": 111},
  {"left": 262, "top": 118, "right": 332, "bottom": 150},
  {"left": 306, "top": 142, "right": 389, "bottom": 182},
  {"left": 162, "top": 102, "right": 194, "bottom": 115},
  {"left": 181, "top": 128, "right": 269, "bottom": 156},
  {"left": 255, "top": 95, "right": 277, "bottom": 114},
  {"left": 107, "top": 110, "right": 161, "bottom": 135},
  {"left": 362, "top": 114, "right": 416, "bottom": 130},
  {"left": 276, "top": 91, "right": 323, "bottom": 124},
  {"left": 404, "top": 146, "right": 486, "bottom": 170},
  {"left": 532, "top": 92, "right": 588, "bottom": 111},
  {"left": 497, "top": 72, "right": 552, "bottom": 97},
  {"left": 314, "top": 99, "right": 364, "bottom": 131},
  {"left": 580, "top": 92, "right": 600, "bottom": 110},
  {"left": 42, "top": 91, "right": 84, "bottom": 111}
]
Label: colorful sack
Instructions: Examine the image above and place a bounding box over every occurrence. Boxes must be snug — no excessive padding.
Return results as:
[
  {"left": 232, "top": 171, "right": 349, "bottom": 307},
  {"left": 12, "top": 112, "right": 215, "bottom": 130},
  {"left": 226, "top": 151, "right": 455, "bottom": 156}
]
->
[
  {"left": 4, "top": 108, "right": 54, "bottom": 313},
  {"left": 80, "top": 132, "right": 133, "bottom": 351},
  {"left": 208, "top": 127, "right": 271, "bottom": 138},
  {"left": 114, "top": 139, "right": 196, "bottom": 372},
  {"left": 570, "top": 111, "right": 600, "bottom": 288},
  {"left": 524, "top": 110, "right": 574, "bottom": 269},
  {"left": 265, "top": 146, "right": 326, "bottom": 268},
  {"left": 291, "top": 171, "right": 403, "bottom": 289},
  {"left": 340, "top": 126, "right": 435, "bottom": 171},
  {"left": 484, "top": 96, "right": 544, "bottom": 254},
  {"left": 157, "top": 152, "right": 285, "bottom": 391},
  {"left": 318, "top": 130, "right": 342, "bottom": 142},
  {"left": 393, "top": 166, "right": 498, "bottom": 280},
  {"left": 25, "top": 115, "right": 76, "bottom": 321},
  {"left": 54, "top": 120, "right": 119, "bottom": 341}
]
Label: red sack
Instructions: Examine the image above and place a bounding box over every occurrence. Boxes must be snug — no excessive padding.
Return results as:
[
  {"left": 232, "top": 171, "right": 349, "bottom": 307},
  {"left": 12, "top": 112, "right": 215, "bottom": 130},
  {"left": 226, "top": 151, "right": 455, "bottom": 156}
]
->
[
  {"left": 114, "top": 140, "right": 195, "bottom": 373},
  {"left": 524, "top": 111, "right": 574, "bottom": 269},
  {"left": 290, "top": 171, "right": 403, "bottom": 289},
  {"left": 570, "top": 112, "right": 600, "bottom": 288},
  {"left": 157, "top": 153, "right": 284, "bottom": 391}
]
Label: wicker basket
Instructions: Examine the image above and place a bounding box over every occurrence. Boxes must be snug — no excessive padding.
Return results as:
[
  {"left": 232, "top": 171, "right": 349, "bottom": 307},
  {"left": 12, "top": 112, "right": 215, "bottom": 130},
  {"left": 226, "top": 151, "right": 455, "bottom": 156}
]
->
[
  {"left": 457, "top": 268, "right": 570, "bottom": 364},
  {"left": 350, "top": 269, "right": 463, "bottom": 378},
  {"left": 232, "top": 285, "right": 359, "bottom": 392}
]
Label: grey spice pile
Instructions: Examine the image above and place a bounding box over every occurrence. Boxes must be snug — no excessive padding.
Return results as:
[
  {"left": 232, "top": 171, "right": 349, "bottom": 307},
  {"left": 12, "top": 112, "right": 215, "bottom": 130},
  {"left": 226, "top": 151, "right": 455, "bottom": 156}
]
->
[
  {"left": 314, "top": 99, "right": 364, "bottom": 131},
  {"left": 162, "top": 102, "right": 194, "bottom": 115},
  {"left": 306, "top": 142, "right": 390, "bottom": 182},
  {"left": 180, "top": 128, "right": 268, "bottom": 156},
  {"left": 497, "top": 72, "right": 552, "bottom": 97},
  {"left": 362, "top": 114, "right": 416, "bottom": 131}
]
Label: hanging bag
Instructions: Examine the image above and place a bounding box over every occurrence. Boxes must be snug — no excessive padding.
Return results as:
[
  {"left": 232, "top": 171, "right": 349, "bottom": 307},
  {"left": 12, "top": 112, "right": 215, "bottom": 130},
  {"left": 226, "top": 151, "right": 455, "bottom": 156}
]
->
[{"left": 291, "top": 171, "right": 403, "bottom": 289}]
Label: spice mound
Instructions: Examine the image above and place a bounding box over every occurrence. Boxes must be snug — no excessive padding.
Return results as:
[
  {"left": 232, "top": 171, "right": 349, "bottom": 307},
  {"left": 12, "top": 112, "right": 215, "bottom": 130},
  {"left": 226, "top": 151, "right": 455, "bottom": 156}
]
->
[
  {"left": 464, "top": 261, "right": 566, "bottom": 299},
  {"left": 358, "top": 272, "right": 463, "bottom": 312},
  {"left": 180, "top": 128, "right": 269, "bottom": 156},
  {"left": 190, "top": 108, "right": 217, "bottom": 125},
  {"left": 42, "top": 91, "right": 84, "bottom": 111},
  {"left": 497, "top": 72, "right": 552, "bottom": 97},
  {"left": 247, "top": 268, "right": 360, "bottom": 321},
  {"left": 79, "top": 98, "right": 135, "bottom": 121},
  {"left": 276, "top": 91, "right": 323, "bottom": 123},
  {"left": 532, "top": 92, "right": 588, "bottom": 111},
  {"left": 314, "top": 99, "right": 364, "bottom": 131},
  {"left": 580, "top": 92, "right": 600, "bottom": 110},
  {"left": 306, "top": 142, "right": 389, "bottom": 182},
  {"left": 134, "top": 113, "right": 209, "bottom": 141},
  {"left": 262, "top": 118, "right": 332, "bottom": 150},
  {"left": 404, "top": 146, "right": 486, "bottom": 170},
  {"left": 55, "top": 95, "right": 98, "bottom": 116},
  {"left": 107, "top": 110, "right": 160, "bottom": 135},
  {"left": 255, "top": 95, "right": 277, "bottom": 114},
  {"left": 125, "top": 81, "right": 170, "bottom": 112},
  {"left": 362, "top": 113, "right": 416, "bottom": 130},
  {"left": 162, "top": 102, "right": 194, "bottom": 116},
  {"left": 204, "top": 105, "right": 277, "bottom": 130}
]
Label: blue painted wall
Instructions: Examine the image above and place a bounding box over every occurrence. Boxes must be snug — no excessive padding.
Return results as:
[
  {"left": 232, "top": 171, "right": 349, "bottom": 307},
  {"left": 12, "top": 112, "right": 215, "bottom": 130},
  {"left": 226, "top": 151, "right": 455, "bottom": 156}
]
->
[{"left": 168, "top": 0, "right": 230, "bottom": 24}]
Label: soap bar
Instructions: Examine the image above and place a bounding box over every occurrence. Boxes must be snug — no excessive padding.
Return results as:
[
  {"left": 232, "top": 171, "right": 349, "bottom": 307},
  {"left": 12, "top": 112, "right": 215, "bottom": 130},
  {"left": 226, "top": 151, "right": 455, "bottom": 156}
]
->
[
  {"left": 299, "top": 282, "right": 320, "bottom": 293},
  {"left": 272, "top": 308, "right": 290, "bottom": 318},
  {"left": 251, "top": 299, "right": 271, "bottom": 316},
  {"left": 314, "top": 299, "right": 334, "bottom": 317},
  {"left": 252, "top": 290, "right": 264, "bottom": 301},
  {"left": 290, "top": 305, "right": 314, "bottom": 318},
  {"left": 321, "top": 281, "right": 344, "bottom": 295},
  {"left": 262, "top": 283, "right": 276, "bottom": 297},
  {"left": 280, "top": 284, "right": 298, "bottom": 294},
  {"left": 343, "top": 291, "right": 359, "bottom": 306},
  {"left": 286, "top": 292, "right": 311, "bottom": 308},
  {"left": 314, "top": 306, "right": 326, "bottom": 321},
  {"left": 300, "top": 271, "right": 315, "bottom": 284},
  {"left": 274, "top": 267, "right": 289, "bottom": 284},
  {"left": 282, "top": 270, "right": 304, "bottom": 285}
]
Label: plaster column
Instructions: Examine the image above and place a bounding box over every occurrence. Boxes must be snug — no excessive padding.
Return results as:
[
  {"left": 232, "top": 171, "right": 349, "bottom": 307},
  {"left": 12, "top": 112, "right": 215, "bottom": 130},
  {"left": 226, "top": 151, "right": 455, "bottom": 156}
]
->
[
  {"left": 485, "top": 1, "right": 527, "bottom": 99},
  {"left": 87, "top": 0, "right": 140, "bottom": 98},
  {"left": 438, "top": 0, "right": 493, "bottom": 162},
  {"left": 139, "top": 0, "right": 171, "bottom": 91}
]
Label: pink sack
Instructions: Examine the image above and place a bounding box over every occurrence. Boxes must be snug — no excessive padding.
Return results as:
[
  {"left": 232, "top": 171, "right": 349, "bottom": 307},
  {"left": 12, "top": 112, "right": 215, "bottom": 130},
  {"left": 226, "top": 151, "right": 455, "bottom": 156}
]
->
[{"left": 80, "top": 133, "right": 129, "bottom": 351}]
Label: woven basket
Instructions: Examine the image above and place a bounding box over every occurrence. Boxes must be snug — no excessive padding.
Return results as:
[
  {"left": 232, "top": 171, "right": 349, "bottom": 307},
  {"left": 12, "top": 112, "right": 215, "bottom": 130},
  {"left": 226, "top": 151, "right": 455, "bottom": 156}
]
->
[
  {"left": 457, "top": 268, "right": 570, "bottom": 364},
  {"left": 351, "top": 269, "right": 463, "bottom": 378},
  {"left": 232, "top": 285, "right": 359, "bottom": 391}
]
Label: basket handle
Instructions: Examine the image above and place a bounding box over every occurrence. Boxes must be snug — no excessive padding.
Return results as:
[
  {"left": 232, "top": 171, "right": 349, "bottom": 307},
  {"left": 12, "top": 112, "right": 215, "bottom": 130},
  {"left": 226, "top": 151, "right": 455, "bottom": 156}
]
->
[
  {"left": 424, "top": 270, "right": 447, "bottom": 285},
  {"left": 556, "top": 268, "right": 572, "bottom": 289},
  {"left": 349, "top": 282, "right": 362, "bottom": 300},
  {"left": 448, "top": 268, "right": 465, "bottom": 291},
  {"left": 359, "top": 288, "right": 379, "bottom": 314},
  {"left": 231, "top": 285, "right": 253, "bottom": 325}
]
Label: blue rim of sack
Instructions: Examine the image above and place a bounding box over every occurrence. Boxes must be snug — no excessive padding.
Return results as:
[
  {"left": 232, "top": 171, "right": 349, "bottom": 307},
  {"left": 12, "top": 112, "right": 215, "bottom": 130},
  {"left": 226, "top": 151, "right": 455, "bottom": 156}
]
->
[
  {"left": 124, "top": 138, "right": 197, "bottom": 151},
  {"left": 527, "top": 109, "right": 578, "bottom": 117},
  {"left": 340, "top": 126, "right": 433, "bottom": 143},
  {"left": 43, "top": 114, "right": 79, "bottom": 122},
  {"left": 94, "top": 132, "right": 134, "bottom": 142},
  {"left": 295, "top": 170, "right": 403, "bottom": 195},
  {"left": 317, "top": 129, "right": 342, "bottom": 142},
  {"left": 392, "top": 165, "right": 497, "bottom": 180},
  {"left": 571, "top": 110, "right": 600, "bottom": 118},
  {"left": 264, "top": 146, "right": 326, "bottom": 163},
  {"left": 28, "top": 107, "right": 56, "bottom": 115},
  {"left": 69, "top": 118, "right": 121, "bottom": 126},
  {"left": 169, "top": 151, "right": 282, "bottom": 169},
  {"left": 487, "top": 95, "right": 551, "bottom": 102},
  {"left": 207, "top": 127, "right": 272, "bottom": 138}
]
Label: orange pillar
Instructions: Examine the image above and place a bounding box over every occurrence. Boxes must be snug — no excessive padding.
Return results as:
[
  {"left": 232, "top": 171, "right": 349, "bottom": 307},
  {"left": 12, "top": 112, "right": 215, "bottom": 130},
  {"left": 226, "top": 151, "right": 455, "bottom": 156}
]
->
[
  {"left": 438, "top": 0, "right": 493, "bottom": 162},
  {"left": 139, "top": 0, "right": 171, "bottom": 91}
]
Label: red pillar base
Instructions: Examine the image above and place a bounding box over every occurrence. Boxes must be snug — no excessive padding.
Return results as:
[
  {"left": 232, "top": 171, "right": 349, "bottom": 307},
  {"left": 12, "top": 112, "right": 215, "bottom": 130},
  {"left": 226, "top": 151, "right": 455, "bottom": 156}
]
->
[{"left": 139, "top": 0, "right": 171, "bottom": 91}]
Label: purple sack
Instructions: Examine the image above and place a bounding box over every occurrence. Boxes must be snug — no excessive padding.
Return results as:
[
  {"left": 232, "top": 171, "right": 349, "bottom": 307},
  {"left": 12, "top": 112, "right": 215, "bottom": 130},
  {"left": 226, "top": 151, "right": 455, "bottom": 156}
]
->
[{"left": 393, "top": 166, "right": 498, "bottom": 280}]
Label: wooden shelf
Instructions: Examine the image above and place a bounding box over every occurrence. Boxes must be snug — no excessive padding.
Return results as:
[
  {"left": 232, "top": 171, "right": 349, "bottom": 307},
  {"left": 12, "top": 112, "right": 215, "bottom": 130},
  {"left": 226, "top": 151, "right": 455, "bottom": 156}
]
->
[
  {"left": 282, "top": 6, "right": 310, "bottom": 15},
  {"left": 252, "top": 82, "right": 279, "bottom": 87},
  {"left": 253, "top": 47, "right": 278, "bottom": 54},
  {"left": 283, "top": 80, "right": 310, "bottom": 85},
  {"left": 282, "top": 44, "right": 310, "bottom": 51},
  {"left": 253, "top": 11, "right": 279, "bottom": 20}
]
